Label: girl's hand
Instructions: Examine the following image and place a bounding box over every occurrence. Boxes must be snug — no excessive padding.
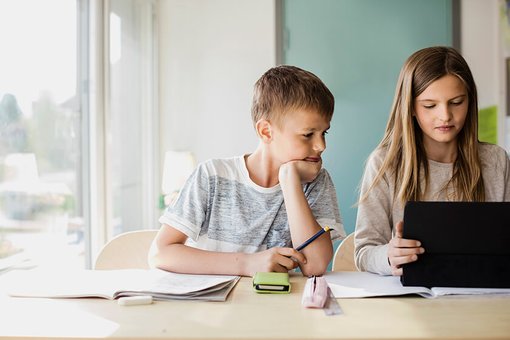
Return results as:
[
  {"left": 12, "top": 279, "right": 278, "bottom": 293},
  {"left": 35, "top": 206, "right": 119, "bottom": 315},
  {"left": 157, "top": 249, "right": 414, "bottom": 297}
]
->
[
  {"left": 387, "top": 221, "right": 425, "bottom": 276},
  {"left": 244, "top": 247, "right": 307, "bottom": 277}
]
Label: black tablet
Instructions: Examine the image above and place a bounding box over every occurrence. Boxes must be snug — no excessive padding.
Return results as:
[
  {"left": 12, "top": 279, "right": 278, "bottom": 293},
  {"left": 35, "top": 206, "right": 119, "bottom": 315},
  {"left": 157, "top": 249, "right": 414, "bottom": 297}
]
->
[{"left": 401, "top": 201, "right": 510, "bottom": 288}]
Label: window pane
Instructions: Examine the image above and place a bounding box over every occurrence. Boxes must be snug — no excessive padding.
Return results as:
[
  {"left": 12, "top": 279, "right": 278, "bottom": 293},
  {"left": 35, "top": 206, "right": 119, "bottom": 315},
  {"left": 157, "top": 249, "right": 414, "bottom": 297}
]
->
[
  {"left": 0, "top": 0, "right": 85, "bottom": 270},
  {"left": 108, "top": 0, "right": 158, "bottom": 237}
]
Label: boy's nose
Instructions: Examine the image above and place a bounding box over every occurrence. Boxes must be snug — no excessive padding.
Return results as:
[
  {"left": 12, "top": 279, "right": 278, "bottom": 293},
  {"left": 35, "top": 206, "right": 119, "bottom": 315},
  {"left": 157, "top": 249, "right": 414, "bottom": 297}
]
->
[{"left": 313, "top": 138, "right": 326, "bottom": 152}]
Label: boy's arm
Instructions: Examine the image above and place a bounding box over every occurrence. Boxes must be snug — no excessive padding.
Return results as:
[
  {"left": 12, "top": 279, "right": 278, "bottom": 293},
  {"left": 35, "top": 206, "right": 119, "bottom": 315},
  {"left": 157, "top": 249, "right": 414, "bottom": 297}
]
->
[
  {"left": 148, "top": 224, "right": 306, "bottom": 276},
  {"left": 279, "top": 161, "right": 334, "bottom": 276}
]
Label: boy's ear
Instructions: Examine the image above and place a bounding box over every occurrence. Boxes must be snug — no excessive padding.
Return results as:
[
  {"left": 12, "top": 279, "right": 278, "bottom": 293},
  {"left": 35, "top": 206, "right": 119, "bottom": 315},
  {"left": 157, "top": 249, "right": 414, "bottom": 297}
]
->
[{"left": 256, "top": 119, "right": 273, "bottom": 143}]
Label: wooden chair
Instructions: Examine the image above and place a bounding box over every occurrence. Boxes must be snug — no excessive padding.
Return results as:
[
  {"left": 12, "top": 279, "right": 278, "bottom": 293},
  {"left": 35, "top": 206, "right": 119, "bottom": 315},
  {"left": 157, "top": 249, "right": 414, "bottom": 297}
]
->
[
  {"left": 331, "top": 232, "right": 358, "bottom": 271},
  {"left": 94, "top": 230, "right": 159, "bottom": 270}
]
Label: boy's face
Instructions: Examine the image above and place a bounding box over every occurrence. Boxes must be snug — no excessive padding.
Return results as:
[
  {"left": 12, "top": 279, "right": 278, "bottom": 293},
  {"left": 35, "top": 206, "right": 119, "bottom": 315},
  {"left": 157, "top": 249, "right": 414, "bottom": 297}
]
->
[{"left": 270, "top": 109, "right": 330, "bottom": 165}]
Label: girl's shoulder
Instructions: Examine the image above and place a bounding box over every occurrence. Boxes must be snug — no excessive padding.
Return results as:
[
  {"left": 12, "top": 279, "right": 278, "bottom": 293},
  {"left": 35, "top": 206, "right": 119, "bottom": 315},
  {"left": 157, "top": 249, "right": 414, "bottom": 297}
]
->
[
  {"left": 366, "top": 147, "right": 389, "bottom": 167},
  {"left": 478, "top": 143, "right": 509, "bottom": 171}
]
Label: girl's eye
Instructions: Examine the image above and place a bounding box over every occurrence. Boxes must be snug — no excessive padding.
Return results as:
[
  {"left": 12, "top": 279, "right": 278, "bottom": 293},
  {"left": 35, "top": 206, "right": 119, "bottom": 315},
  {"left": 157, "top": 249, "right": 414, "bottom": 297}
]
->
[
  {"left": 451, "top": 100, "right": 464, "bottom": 106},
  {"left": 423, "top": 104, "right": 435, "bottom": 109}
]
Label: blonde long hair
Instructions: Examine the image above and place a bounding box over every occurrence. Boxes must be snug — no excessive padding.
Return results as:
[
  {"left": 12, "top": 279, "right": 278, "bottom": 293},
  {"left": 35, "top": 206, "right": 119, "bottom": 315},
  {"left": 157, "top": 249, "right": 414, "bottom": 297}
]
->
[{"left": 361, "top": 46, "right": 484, "bottom": 204}]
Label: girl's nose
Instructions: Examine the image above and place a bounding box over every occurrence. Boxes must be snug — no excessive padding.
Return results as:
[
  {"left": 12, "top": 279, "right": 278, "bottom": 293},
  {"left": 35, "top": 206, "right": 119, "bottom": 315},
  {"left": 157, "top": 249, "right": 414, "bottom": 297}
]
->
[{"left": 438, "top": 104, "right": 453, "bottom": 122}]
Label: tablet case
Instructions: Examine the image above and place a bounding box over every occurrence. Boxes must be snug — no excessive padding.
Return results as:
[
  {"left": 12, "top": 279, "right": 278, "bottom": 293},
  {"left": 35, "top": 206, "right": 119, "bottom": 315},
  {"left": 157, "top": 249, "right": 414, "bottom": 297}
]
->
[
  {"left": 401, "top": 201, "right": 510, "bottom": 288},
  {"left": 253, "top": 272, "right": 291, "bottom": 293}
]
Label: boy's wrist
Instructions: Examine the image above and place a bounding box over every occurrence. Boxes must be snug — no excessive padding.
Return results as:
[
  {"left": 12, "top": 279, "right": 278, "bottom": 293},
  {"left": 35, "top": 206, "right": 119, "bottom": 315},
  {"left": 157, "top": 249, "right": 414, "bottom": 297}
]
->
[{"left": 235, "top": 252, "right": 251, "bottom": 277}]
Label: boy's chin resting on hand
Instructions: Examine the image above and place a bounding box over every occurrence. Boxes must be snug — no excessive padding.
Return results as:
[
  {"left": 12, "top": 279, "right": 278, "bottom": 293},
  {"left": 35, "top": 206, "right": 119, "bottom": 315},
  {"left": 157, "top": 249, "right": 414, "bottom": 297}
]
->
[{"left": 279, "top": 159, "right": 322, "bottom": 184}]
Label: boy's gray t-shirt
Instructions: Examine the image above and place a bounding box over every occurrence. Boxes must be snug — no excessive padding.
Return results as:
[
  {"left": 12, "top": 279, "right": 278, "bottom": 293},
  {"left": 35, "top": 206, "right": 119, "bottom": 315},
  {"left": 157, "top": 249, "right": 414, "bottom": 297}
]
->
[{"left": 159, "top": 155, "right": 344, "bottom": 252}]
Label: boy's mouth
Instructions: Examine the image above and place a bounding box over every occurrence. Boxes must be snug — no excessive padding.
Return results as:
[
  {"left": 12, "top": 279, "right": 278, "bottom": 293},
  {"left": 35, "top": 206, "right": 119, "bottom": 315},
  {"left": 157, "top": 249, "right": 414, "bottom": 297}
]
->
[{"left": 304, "top": 157, "right": 321, "bottom": 162}]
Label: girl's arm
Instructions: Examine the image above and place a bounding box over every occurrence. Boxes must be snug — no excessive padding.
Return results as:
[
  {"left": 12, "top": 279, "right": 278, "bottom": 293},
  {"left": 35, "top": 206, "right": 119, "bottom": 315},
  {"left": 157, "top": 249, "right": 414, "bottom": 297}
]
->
[{"left": 355, "top": 151, "right": 423, "bottom": 276}]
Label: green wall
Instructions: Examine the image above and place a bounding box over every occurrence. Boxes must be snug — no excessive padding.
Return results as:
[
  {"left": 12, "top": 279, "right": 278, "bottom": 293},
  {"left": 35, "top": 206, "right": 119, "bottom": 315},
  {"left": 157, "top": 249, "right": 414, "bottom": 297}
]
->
[{"left": 283, "top": 0, "right": 453, "bottom": 236}]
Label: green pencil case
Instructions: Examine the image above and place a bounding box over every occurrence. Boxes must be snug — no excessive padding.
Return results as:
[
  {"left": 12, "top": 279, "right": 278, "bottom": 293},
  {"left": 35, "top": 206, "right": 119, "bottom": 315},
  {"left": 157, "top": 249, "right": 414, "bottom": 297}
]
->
[{"left": 253, "top": 272, "right": 291, "bottom": 294}]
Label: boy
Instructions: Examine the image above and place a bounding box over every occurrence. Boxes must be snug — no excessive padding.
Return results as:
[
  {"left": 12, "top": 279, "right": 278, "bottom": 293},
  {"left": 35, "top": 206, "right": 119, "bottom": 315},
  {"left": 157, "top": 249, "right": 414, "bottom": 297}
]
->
[{"left": 150, "top": 65, "right": 344, "bottom": 277}]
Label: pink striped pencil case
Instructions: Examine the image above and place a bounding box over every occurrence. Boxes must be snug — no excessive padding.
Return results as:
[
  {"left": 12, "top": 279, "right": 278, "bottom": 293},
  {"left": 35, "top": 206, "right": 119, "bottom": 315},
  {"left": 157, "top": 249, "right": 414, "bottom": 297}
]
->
[{"left": 301, "top": 275, "right": 329, "bottom": 308}]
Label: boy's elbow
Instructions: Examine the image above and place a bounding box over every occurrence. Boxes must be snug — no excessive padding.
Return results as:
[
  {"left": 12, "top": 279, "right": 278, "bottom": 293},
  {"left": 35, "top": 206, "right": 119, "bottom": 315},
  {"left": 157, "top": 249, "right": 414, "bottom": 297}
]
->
[
  {"left": 147, "top": 242, "right": 162, "bottom": 269},
  {"left": 300, "top": 261, "right": 329, "bottom": 277},
  {"left": 147, "top": 241, "right": 172, "bottom": 271}
]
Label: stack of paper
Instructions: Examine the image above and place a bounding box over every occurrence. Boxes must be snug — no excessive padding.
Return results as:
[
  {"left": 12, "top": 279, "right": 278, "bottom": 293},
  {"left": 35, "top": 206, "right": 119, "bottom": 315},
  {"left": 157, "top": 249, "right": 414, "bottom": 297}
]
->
[{"left": 3, "top": 268, "right": 240, "bottom": 302}]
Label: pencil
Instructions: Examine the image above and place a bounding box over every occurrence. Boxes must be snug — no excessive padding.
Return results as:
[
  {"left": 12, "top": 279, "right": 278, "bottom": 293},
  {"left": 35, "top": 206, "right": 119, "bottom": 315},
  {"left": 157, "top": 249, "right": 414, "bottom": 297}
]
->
[{"left": 295, "top": 226, "right": 331, "bottom": 251}]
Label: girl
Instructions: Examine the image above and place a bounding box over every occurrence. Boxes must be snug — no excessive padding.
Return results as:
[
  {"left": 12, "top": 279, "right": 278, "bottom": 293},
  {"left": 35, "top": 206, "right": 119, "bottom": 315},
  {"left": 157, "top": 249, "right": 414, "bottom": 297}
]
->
[{"left": 355, "top": 46, "right": 510, "bottom": 276}]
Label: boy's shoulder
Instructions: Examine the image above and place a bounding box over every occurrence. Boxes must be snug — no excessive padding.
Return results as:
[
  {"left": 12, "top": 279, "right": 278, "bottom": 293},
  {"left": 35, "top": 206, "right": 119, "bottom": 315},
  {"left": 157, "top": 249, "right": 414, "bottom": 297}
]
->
[
  {"left": 197, "top": 155, "right": 247, "bottom": 179},
  {"left": 200, "top": 155, "right": 242, "bottom": 167}
]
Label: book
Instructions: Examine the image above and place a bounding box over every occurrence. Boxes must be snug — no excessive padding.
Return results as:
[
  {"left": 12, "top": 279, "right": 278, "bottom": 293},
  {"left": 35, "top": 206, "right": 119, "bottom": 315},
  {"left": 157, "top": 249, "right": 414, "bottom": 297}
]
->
[
  {"left": 324, "top": 271, "right": 510, "bottom": 299},
  {"left": 3, "top": 268, "right": 240, "bottom": 302}
]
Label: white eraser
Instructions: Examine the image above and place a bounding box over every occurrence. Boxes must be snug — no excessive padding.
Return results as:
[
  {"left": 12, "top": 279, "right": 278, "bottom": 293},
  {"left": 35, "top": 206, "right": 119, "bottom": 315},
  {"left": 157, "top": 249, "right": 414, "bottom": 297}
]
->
[{"left": 118, "top": 295, "right": 153, "bottom": 306}]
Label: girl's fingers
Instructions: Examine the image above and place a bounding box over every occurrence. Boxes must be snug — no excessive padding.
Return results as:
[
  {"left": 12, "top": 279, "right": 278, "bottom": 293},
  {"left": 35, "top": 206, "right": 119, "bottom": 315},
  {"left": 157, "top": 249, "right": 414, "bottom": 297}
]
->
[
  {"left": 394, "top": 221, "right": 404, "bottom": 238},
  {"left": 391, "top": 237, "right": 422, "bottom": 248},
  {"left": 392, "top": 267, "right": 403, "bottom": 276},
  {"left": 389, "top": 222, "right": 423, "bottom": 276},
  {"left": 391, "top": 254, "right": 419, "bottom": 267},
  {"left": 390, "top": 247, "right": 424, "bottom": 257}
]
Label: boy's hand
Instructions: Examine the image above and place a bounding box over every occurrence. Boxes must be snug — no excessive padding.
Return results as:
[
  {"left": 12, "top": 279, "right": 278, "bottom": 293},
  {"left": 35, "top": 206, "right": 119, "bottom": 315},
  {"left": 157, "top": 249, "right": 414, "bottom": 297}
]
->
[
  {"left": 244, "top": 247, "right": 307, "bottom": 277},
  {"left": 279, "top": 159, "right": 322, "bottom": 184},
  {"left": 387, "top": 221, "right": 425, "bottom": 276}
]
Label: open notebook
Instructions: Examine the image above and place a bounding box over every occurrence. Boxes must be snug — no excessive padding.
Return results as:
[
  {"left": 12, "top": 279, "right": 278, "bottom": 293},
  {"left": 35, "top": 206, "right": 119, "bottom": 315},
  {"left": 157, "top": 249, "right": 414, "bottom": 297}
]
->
[
  {"left": 3, "top": 268, "right": 240, "bottom": 302},
  {"left": 324, "top": 272, "right": 510, "bottom": 299}
]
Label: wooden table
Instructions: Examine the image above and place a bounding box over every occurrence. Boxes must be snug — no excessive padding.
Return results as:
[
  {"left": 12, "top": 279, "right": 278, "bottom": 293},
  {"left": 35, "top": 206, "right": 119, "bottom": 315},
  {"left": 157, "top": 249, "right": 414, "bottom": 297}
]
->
[{"left": 1, "top": 275, "right": 509, "bottom": 340}]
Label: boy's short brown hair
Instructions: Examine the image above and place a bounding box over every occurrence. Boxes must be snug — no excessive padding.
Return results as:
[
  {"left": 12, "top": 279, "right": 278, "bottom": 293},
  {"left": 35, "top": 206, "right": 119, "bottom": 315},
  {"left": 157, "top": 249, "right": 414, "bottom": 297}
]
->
[{"left": 251, "top": 65, "right": 334, "bottom": 128}]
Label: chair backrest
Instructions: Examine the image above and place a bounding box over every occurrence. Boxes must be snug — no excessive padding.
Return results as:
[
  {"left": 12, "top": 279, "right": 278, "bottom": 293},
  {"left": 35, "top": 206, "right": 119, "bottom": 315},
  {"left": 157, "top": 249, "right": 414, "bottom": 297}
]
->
[
  {"left": 332, "top": 232, "right": 358, "bottom": 271},
  {"left": 94, "top": 230, "right": 159, "bottom": 270}
]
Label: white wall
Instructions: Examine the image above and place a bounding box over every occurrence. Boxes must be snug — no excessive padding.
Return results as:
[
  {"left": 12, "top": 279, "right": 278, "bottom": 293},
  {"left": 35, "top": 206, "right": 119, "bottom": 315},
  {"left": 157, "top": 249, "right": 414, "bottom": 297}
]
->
[
  {"left": 158, "top": 0, "right": 276, "bottom": 167},
  {"left": 158, "top": 0, "right": 509, "bottom": 164},
  {"left": 461, "top": 0, "right": 507, "bottom": 148},
  {"left": 461, "top": 0, "right": 499, "bottom": 109}
]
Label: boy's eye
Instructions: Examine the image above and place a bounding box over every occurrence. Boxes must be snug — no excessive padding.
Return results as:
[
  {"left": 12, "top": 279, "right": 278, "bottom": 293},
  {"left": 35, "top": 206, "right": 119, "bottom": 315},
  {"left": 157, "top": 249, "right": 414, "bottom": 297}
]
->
[
  {"left": 303, "top": 133, "right": 313, "bottom": 138},
  {"left": 322, "top": 130, "right": 329, "bottom": 136}
]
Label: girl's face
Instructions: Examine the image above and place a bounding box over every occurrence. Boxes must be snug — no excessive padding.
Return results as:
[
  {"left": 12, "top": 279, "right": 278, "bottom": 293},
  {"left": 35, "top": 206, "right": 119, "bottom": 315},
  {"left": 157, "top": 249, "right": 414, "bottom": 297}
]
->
[
  {"left": 413, "top": 74, "right": 468, "bottom": 158},
  {"left": 270, "top": 109, "right": 330, "bottom": 166}
]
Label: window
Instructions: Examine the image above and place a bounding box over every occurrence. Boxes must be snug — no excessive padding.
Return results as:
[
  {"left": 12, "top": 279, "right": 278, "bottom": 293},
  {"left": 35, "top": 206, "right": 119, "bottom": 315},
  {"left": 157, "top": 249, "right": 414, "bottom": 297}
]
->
[
  {"left": 106, "top": 0, "right": 159, "bottom": 238},
  {"left": 0, "top": 0, "right": 159, "bottom": 271},
  {"left": 0, "top": 0, "right": 85, "bottom": 269}
]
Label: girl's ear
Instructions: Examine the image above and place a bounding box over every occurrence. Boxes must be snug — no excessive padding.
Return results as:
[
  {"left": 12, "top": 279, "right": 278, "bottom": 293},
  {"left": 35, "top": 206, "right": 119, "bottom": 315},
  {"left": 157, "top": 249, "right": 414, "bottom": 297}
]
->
[{"left": 256, "top": 119, "right": 272, "bottom": 143}]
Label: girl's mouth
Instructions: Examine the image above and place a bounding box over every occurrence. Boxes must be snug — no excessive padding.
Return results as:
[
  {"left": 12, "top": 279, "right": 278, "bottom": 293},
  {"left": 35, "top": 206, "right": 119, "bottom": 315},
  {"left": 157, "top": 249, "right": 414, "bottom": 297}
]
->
[{"left": 436, "top": 125, "right": 454, "bottom": 132}]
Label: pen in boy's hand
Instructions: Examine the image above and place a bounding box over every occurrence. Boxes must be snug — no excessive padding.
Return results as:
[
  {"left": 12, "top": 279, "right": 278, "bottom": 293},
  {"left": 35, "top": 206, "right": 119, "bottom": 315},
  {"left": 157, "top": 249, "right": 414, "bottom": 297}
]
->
[{"left": 295, "top": 226, "right": 332, "bottom": 251}]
